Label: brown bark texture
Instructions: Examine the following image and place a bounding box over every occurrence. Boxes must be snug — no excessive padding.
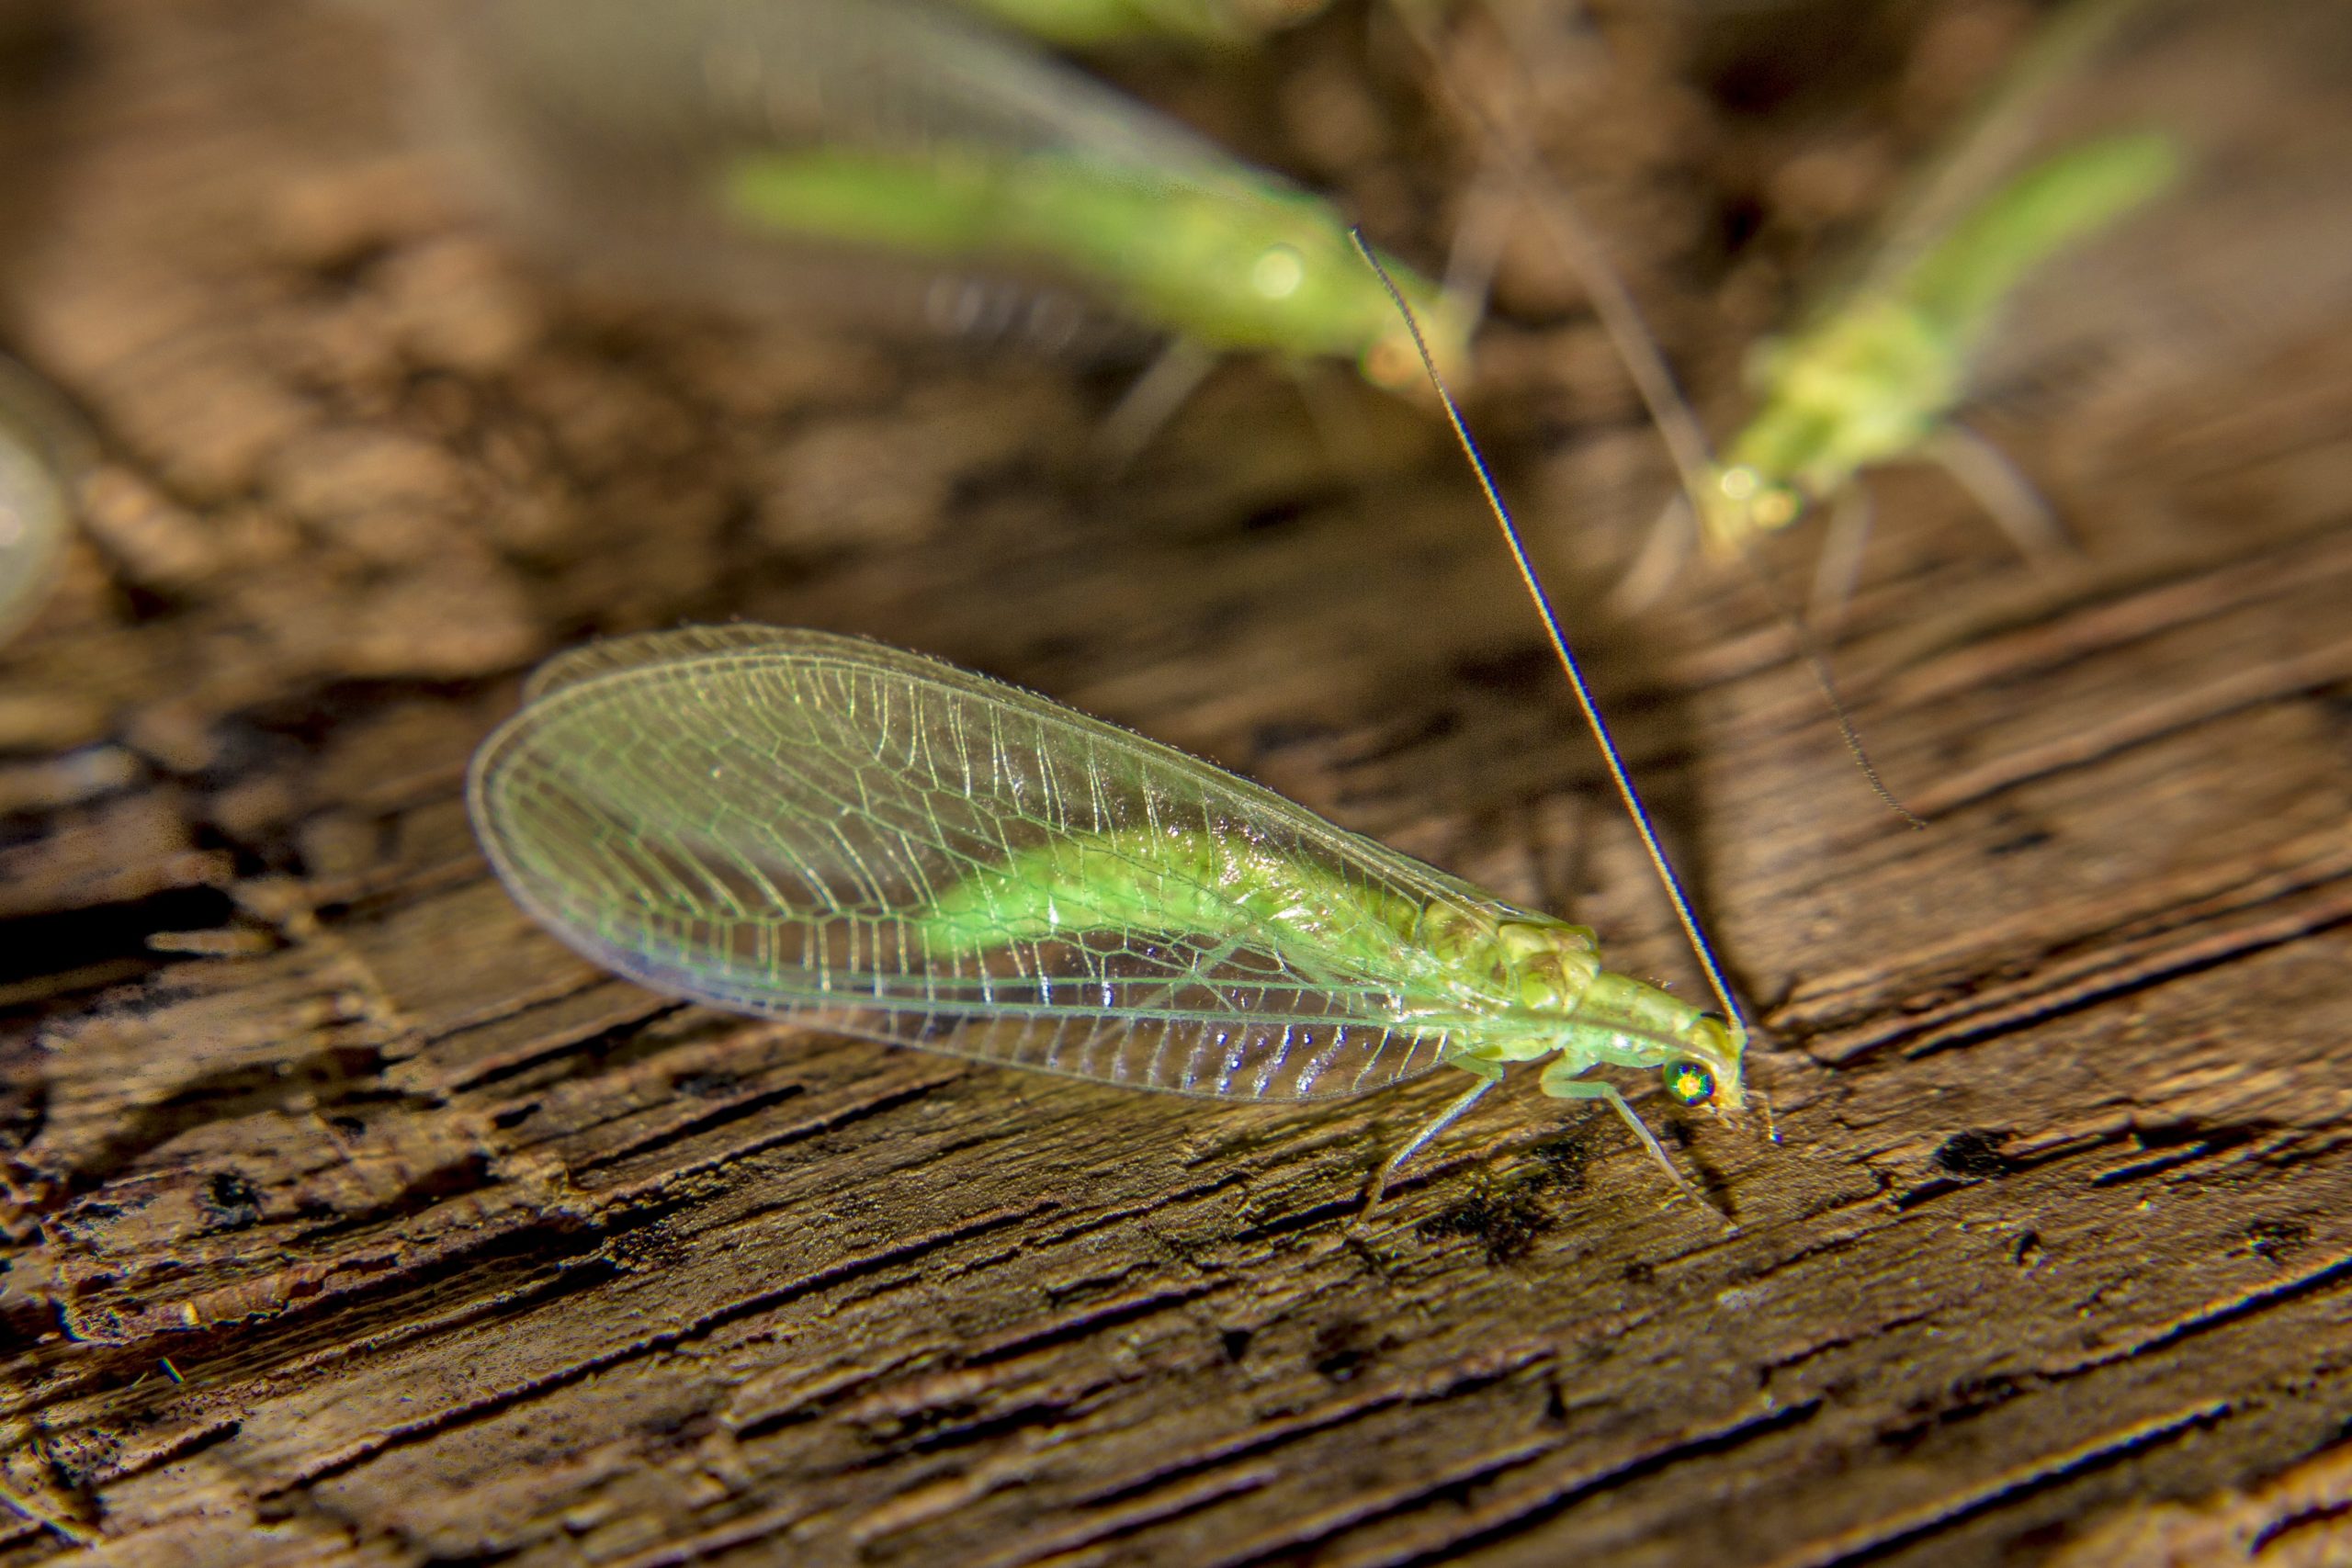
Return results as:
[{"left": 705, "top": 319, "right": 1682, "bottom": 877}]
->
[{"left": 1, "top": 2, "right": 2349, "bottom": 1565}]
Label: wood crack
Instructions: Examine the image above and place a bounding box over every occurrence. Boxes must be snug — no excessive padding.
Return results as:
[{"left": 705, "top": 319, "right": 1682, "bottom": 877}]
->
[
  {"left": 1764, "top": 1403, "right": 2233, "bottom": 1568},
  {"left": 266, "top": 1203, "right": 1053, "bottom": 1495}
]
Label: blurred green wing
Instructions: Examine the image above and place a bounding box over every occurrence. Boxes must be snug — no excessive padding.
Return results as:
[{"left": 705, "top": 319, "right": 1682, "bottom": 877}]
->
[
  {"left": 1834, "top": 0, "right": 2162, "bottom": 316},
  {"left": 435, "top": 0, "right": 1236, "bottom": 175}
]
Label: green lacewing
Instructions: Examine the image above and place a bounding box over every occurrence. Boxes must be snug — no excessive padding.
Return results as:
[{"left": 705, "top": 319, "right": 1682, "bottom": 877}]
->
[
  {"left": 1617, "top": 0, "right": 2352, "bottom": 614},
  {"left": 1694, "top": 130, "right": 2177, "bottom": 553},
  {"left": 468, "top": 625, "right": 1746, "bottom": 1200},
  {"left": 1593, "top": 0, "right": 2189, "bottom": 612},
  {"left": 420, "top": 0, "right": 1469, "bottom": 392}
]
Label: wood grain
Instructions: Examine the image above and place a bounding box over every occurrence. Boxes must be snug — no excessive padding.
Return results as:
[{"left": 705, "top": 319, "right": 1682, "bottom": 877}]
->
[{"left": 1, "top": 3, "right": 2347, "bottom": 1564}]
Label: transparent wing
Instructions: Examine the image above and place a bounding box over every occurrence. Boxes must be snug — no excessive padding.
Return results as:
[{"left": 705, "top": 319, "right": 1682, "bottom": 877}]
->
[
  {"left": 405, "top": 0, "right": 1253, "bottom": 340},
  {"left": 521, "top": 623, "right": 802, "bottom": 703},
  {"left": 470, "top": 627, "right": 1527, "bottom": 1101},
  {"left": 432, "top": 0, "right": 1232, "bottom": 174}
]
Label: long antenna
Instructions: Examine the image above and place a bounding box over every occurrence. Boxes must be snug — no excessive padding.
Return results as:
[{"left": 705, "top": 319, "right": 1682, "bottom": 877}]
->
[{"left": 1350, "top": 229, "right": 1748, "bottom": 1043}]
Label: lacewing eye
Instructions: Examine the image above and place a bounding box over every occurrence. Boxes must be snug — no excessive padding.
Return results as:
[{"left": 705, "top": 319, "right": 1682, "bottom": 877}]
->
[{"left": 1663, "top": 1062, "right": 1715, "bottom": 1109}]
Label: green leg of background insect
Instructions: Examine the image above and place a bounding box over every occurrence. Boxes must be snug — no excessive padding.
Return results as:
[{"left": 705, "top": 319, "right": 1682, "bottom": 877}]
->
[
  {"left": 1099, "top": 339, "right": 1219, "bottom": 465},
  {"left": 1809, "top": 483, "right": 1875, "bottom": 632},
  {"left": 1605, "top": 492, "right": 1702, "bottom": 617},
  {"left": 1537, "top": 1061, "right": 1697, "bottom": 1202},
  {"left": 1921, "top": 424, "right": 2064, "bottom": 559}
]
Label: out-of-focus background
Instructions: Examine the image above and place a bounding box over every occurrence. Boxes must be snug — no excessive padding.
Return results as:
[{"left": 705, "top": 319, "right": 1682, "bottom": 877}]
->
[{"left": 0, "top": 3, "right": 2347, "bottom": 1563}]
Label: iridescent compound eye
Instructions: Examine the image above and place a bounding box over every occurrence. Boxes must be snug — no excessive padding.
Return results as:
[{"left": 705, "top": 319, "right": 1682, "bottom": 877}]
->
[{"left": 1663, "top": 1060, "right": 1716, "bottom": 1108}]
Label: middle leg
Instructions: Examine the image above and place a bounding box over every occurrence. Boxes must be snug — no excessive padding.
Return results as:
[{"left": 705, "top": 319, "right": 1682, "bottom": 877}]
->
[{"left": 1359, "top": 1060, "right": 1504, "bottom": 1218}]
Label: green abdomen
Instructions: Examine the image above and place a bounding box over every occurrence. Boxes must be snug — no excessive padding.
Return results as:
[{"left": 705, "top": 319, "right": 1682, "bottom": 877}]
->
[
  {"left": 906, "top": 825, "right": 1389, "bottom": 959},
  {"left": 903, "top": 826, "right": 1606, "bottom": 1040},
  {"left": 1904, "top": 130, "right": 2182, "bottom": 346}
]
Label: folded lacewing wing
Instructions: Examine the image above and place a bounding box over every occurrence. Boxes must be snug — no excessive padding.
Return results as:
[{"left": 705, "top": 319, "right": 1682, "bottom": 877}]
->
[
  {"left": 1682, "top": 0, "right": 2352, "bottom": 568},
  {"left": 469, "top": 626, "right": 1746, "bottom": 1190},
  {"left": 413, "top": 0, "right": 1466, "bottom": 389},
  {"left": 950, "top": 0, "right": 1328, "bottom": 49},
  {"left": 0, "top": 357, "right": 91, "bottom": 647}
]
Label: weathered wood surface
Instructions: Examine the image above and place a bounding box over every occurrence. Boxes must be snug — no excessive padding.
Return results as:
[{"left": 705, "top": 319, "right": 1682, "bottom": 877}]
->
[{"left": 2, "top": 2, "right": 2349, "bottom": 1564}]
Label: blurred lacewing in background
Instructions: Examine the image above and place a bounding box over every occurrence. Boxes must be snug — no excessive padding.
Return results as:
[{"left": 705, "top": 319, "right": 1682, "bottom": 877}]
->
[
  {"left": 1586, "top": 0, "right": 2352, "bottom": 615},
  {"left": 411, "top": 0, "right": 1474, "bottom": 424}
]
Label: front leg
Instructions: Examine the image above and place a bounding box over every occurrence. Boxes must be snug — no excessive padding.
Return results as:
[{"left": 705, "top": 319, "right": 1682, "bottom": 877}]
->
[
  {"left": 1924, "top": 423, "right": 2068, "bottom": 561},
  {"left": 1808, "top": 481, "right": 1875, "bottom": 633},
  {"left": 1607, "top": 493, "right": 1700, "bottom": 618},
  {"left": 1538, "top": 1057, "right": 1704, "bottom": 1210}
]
